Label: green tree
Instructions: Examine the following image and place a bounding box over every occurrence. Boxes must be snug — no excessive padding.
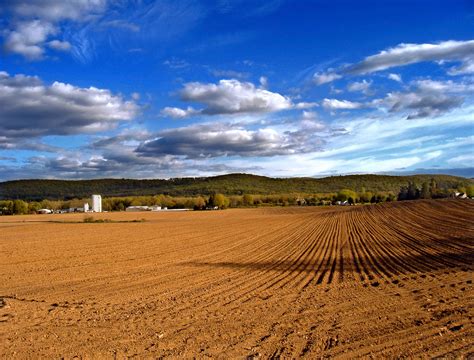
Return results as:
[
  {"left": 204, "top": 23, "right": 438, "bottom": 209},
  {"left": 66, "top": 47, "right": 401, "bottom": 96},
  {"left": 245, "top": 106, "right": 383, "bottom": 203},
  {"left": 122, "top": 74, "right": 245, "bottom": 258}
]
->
[
  {"left": 466, "top": 185, "right": 474, "bottom": 198},
  {"left": 407, "top": 182, "right": 418, "bottom": 200},
  {"left": 13, "top": 200, "right": 28, "bottom": 214},
  {"left": 208, "top": 193, "right": 229, "bottom": 209},
  {"left": 242, "top": 194, "right": 254, "bottom": 206},
  {"left": 0, "top": 200, "right": 14, "bottom": 215},
  {"left": 28, "top": 201, "right": 41, "bottom": 213},
  {"left": 398, "top": 186, "right": 408, "bottom": 201},
  {"left": 337, "top": 189, "right": 357, "bottom": 202},
  {"left": 429, "top": 178, "right": 437, "bottom": 195},
  {"left": 420, "top": 182, "right": 431, "bottom": 199},
  {"left": 193, "top": 196, "right": 206, "bottom": 210},
  {"left": 359, "top": 191, "right": 373, "bottom": 203}
]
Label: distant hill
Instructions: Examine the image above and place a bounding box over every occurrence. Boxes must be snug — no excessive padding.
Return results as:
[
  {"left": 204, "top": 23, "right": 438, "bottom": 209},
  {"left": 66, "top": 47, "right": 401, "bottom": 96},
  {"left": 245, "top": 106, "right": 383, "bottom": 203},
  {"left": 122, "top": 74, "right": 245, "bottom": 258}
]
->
[
  {"left": 0, "top": 173, "right": 472, "bottom": 201},
  {"left": 383, "top": 167, "right": 474, "bottom": 178}
]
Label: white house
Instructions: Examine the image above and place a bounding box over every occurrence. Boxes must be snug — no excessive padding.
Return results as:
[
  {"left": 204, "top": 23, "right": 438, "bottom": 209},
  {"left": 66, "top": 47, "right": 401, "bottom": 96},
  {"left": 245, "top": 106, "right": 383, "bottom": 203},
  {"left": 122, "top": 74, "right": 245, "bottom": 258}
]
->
[{"left": 37, "top": 209, "right": 52, "bottom": 214}]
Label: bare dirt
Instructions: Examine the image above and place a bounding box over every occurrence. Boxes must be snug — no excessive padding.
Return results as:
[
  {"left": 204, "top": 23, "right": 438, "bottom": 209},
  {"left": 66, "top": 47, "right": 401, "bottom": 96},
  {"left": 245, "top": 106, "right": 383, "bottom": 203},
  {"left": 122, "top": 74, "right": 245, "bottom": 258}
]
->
[{"left": 1, "top": 199, "right": 473, "bottom": 358}]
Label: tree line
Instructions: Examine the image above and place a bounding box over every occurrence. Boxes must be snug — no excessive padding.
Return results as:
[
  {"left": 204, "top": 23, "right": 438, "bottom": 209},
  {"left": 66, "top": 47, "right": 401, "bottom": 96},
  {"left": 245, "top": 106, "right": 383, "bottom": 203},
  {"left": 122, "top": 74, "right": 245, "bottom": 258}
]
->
[
  {"left": 1, "top": 177, "right": 472, "bottom": 215},
  {"left": 1, "top": 173, "right": 472, "bottom": 201},
  {"left": 397, "top": 180, "right": 474, "bottom": 201}
]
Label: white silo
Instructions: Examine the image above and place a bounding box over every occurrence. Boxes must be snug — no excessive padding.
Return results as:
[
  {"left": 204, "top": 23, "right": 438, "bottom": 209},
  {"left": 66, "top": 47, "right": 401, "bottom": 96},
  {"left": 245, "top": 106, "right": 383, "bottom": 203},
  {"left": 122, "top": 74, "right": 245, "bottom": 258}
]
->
[{"left": 91, "top": 195, "right": 102, "bottom": 212}]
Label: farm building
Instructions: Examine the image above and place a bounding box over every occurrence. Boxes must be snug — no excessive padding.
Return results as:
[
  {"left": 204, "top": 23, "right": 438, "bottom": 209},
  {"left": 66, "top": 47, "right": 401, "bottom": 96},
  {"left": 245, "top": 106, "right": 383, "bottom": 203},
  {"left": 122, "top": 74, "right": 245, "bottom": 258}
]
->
[
  {"left": 92, "top": 195, "right": 102, "bottom": 212},
  {"left": 453, "top": 192, "right": 468, "bottom": 199},
  {"left": 126, "top": 206, "right": 150, "bottom": 212},
  {"left": 37, "top": 209, "right": 52, "bottom": 214}
]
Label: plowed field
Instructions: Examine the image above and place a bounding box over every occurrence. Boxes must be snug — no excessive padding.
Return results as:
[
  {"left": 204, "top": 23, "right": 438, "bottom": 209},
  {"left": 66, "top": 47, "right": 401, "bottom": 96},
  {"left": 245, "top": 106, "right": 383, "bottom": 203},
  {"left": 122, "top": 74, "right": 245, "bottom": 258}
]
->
[{"left": 1, "top": 199, "right": 473, "bottom": 358}]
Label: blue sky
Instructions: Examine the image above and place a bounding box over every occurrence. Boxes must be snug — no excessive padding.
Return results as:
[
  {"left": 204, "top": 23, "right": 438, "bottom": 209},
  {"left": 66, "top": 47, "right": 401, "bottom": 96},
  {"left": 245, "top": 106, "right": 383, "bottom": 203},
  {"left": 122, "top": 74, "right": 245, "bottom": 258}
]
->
[{"left": 0, "top": 0, "right": 473, "bottom": 180}]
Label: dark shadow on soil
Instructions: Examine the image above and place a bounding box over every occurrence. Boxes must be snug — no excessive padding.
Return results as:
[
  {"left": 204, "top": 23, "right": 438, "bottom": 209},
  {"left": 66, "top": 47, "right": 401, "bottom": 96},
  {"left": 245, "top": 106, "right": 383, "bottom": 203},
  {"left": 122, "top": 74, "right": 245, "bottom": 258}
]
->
[{"left": 184, "top": 245, "right": 474, "bottom": 277}]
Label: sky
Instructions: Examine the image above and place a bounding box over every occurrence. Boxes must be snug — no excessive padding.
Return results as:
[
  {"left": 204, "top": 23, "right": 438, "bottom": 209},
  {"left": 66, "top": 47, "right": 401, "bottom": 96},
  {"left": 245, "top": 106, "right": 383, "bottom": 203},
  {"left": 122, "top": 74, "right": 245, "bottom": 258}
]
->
[{"left": 0, "top": 0, "right": 473, "bottom": 180}]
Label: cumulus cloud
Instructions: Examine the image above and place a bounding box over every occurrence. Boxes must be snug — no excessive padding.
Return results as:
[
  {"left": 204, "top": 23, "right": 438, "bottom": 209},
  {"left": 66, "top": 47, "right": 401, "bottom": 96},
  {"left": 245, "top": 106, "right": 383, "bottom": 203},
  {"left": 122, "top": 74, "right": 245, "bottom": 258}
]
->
[
  {"left": 413, "top": 79, "right": 474, "bottom": 93},
  {"left": 21, "top": 153, "right": 180, "bottom": 179},
  {"left": 160, "top": 106, "right": 200, "bottom": 119},
  {"left": 347, "top": 79, "right": 372, "bottom": 94},
  {"left": 179, "top": 79, "right": 293, "bottom": 115},
  {"left": 3, "top": 20, "right": 57, "bottom": 60},
  {"left": 91, "top": 128, "right": 152, "bottom": 149},
  {"left": 347, "top": 40, "right": 474, "bottom": 75},
  {"left": 84, "top": 127, "right": 265, "bottom": 178},
  {"left": 384, "top": 92, "right": 463, "bottom": 119},
  {"left": 375, "top": 78, "right": 471, "bottom": 119},
  {"left": 388, "top": 73, "right": 402, "bottom": 82},
  {"left": 162, "top": 79, "right": 319, "bottom": 118},
  {"left": 137, "top": 124, "right": 291, "bottom": 158},
  {"left": 294, "top": 102, "right": 318, "bottom": 109},
  {"left": 0, "top": 71, "right": 138, "bottom": 139},
  {"left": 2, "top": 0, "right": 107, "bottom": 59},
  {"left": 320, "top": 78, "right": 471, "bottom": 119},
  {"left": 0, "top": 137, "right": 60, "bottom": 152},
  {"left": 448, "top": 59, "right": 474, "bottom": 75},
  {"left": 322, "top": 98, "right": 363, "bottom": 110},
  {"left": 136, "top": 120, "right": 328, "bottom": 159},
  {"left": 47, "top": 39, "right": 72, "bottom": 51},
  {"left": 7, "top": 151, "right": 261, "bottom": 180},
  {"left": 291, "top": 111, "right": 327, "bottom": 142},
  {"left": 313, "top": 72, "right": 342, "bottom": 85}
]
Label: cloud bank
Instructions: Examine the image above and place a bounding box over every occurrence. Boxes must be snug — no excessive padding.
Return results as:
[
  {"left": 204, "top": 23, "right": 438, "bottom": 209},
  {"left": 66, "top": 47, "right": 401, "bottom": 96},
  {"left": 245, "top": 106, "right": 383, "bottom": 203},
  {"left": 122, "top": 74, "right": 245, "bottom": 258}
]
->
[{"left": 0, "top": 71, "right": 138, "bottom": 139}]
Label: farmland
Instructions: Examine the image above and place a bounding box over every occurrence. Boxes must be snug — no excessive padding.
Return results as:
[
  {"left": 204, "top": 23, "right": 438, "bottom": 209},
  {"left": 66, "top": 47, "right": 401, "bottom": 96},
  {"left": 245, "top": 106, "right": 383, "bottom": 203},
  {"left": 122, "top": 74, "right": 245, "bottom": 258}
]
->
[{"left": 1, "top": 199, "right": 473, "bottom": 358}]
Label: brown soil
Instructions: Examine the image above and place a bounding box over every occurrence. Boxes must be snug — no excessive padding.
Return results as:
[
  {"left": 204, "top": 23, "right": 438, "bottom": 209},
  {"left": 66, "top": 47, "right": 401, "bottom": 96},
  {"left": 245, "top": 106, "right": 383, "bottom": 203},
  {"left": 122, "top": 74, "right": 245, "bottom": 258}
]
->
[{"left": 1, "top": 199, "right": 473, "bottom": 358}]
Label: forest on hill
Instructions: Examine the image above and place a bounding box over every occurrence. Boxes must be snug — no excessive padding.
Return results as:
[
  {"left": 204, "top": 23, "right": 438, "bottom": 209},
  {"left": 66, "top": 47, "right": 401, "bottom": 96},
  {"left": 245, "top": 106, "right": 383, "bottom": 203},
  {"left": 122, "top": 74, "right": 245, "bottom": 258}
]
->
[{"left": 0, "top": 173, "right": 472, "bottom": 201}]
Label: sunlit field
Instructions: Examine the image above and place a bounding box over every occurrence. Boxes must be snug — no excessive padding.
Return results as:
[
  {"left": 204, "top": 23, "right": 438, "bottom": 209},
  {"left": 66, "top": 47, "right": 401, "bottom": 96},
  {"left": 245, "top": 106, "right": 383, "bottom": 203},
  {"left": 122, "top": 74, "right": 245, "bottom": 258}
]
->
[{"left": 1, "top": 199, "right": 472, "bottom": 358}]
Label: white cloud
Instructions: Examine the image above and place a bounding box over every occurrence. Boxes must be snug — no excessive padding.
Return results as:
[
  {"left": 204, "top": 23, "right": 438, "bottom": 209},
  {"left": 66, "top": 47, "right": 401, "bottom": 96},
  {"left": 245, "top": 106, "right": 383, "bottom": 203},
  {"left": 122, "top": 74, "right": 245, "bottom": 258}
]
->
[
  {"left": 3, "top": 20, "right": 57, "bottom": 60},
  {"left": 447, "top": 153, "right": 474, "bottom": 166},
  {"left": 381, "top": 92, "right": 463, "bottom": 119},
  {"left": 179, "top": 79, "right": 293, "bottom": 115},
  {"left": 136, "top": 116, "right": 330, "bottom": 159},
  {"left": 0, "top": 71, "right": 138, "bottom": 139},
  {"left": 313, "top": 72, "right": 342, "bottom": 85},
  {"left": 322, "top": 98, "right": 362, "bottom": 110},
  {"left": 137, "top": 124, "right": 291, "bottom": 158},
  {"left": 372, "top": 78, "right": 473, "bottom": 119},
  {"left": 388, "top": 73, "right": 402, "bottom": 82},
  {"left": 2, "top": 0, "right": 107, "bottom": 60},
  {"left": 348, "top": 40, "right": 474, "bottom": 75},
  {"left": 163, "top": 79, "right": 318, "bottom": 118},
  {"left": 413, "top": 79, "right": 474, "bottom": 93},
  {"left": 257, "top": 105, "right": 474, "bottom": 177},
  {"left": 294, "top": 102, "right": 318, "bottom": 109},
  {"left": 47, "top": 39, "right": 72, "bottom": 51},
  {"left": 161, "top": 106, "right": 199, "bottom": 119},
  {"left": 448, "top": 59, "right": 474, "bottom": 75},
  {"left": 347, "top": 79, "right": 372, "bottom": 94},
  {"left": 300, "top": 111, "right": 326, "bottom": 131},
  {"left": 10, "top": 0, "right": 107, "bottom": 21}
]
